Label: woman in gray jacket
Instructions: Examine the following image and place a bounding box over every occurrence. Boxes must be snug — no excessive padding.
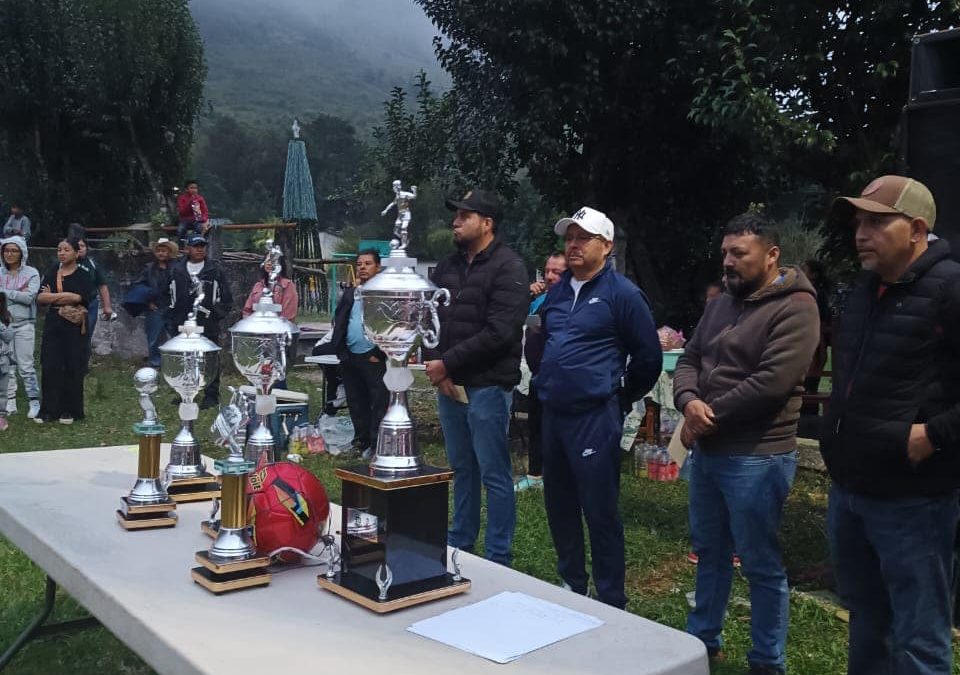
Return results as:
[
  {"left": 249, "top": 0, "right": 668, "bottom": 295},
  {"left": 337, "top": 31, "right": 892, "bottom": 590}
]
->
[{"left": 0, "top": 236, "right": 41, "bottom": 418}]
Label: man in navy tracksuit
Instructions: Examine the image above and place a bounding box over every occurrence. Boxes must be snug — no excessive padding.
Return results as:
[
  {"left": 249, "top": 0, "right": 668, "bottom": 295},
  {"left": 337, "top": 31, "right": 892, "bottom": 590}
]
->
[{"left": 533, "top": 206, "right": 661, "bottom": 607}]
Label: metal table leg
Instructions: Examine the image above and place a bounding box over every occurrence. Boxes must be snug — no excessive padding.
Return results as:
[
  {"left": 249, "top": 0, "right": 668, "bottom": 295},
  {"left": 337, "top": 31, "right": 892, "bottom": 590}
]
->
[{"left": 0, "top": 576, "right": 100, "bottom": 671}]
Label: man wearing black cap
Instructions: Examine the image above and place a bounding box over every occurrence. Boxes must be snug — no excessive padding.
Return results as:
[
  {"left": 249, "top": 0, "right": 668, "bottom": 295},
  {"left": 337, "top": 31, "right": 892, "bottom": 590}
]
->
[
  {"left": 424, "top": 189, "right": 528, "bottom": 566},
  {"left": 167, "top": 234, "right": 233, "bottom": 408},
  {"left": 821, "top": 176, "right": 960, "bottom": 675}
]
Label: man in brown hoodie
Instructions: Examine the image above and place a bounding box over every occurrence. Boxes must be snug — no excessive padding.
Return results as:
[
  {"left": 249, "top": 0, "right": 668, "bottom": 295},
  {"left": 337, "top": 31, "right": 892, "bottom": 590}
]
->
[{"left": 674, "top": 212, "right": 820, "bottom": 675}]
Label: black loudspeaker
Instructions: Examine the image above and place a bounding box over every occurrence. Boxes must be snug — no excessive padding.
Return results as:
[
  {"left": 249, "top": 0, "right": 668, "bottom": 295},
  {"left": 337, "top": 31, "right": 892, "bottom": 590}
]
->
[
  {"left": 909, "top": 28, "right": 960, "bottom": 102},
  {"left": 901, "top": 29, "right": 960, "bottom": 255}
]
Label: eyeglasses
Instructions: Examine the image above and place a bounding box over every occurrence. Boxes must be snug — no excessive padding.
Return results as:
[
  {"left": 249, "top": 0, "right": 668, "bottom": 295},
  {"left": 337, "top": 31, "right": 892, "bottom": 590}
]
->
[{"left": 563, "top": 233, "right": 603, "bottom": 245}]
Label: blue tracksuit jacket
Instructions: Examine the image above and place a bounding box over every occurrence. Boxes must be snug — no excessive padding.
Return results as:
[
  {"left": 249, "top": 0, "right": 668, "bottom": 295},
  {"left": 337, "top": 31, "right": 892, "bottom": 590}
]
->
[{"left": 534, "top": 261, "right": 661, "bottom": 413}]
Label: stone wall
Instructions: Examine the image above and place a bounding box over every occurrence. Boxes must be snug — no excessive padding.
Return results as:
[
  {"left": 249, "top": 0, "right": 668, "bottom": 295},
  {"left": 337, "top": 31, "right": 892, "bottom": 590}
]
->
[{"left": 29, "top": 248, "right": 262, "bottom": 361}]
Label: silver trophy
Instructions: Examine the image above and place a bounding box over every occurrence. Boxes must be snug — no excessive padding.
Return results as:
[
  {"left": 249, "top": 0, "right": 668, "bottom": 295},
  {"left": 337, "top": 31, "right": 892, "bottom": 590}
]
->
[
  {"left": 126, "top": 368, "right": 168, "bottom": 505},
  {"left": 160, "top": 280, "right": 220, "bottom": 480},
  {"left": 357, "top": 179, "right": 450, "bottom": 474},
  {"left": 117, "top": 368, "right": 178, "bottom": 530},
  {"left": 229, "top": 240, "right": 300, "bottom": 464},
  {"left": 207, "top": 387, "right": 257, "bottom": 562}
]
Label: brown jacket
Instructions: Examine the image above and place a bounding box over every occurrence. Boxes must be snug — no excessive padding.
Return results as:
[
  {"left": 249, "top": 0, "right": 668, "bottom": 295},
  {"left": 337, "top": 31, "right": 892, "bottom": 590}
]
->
[{"left": 673, "top": 267, "right": 820, "bottom": 455}]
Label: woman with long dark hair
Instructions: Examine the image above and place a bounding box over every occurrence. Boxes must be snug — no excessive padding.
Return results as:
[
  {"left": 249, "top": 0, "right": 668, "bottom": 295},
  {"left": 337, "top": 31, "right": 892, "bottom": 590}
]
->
[
  {"left": 241, "top": 255, "right": 298, "bottom": 320},
  {"left": 36, "top": 238, "right": 95, "bottom": 424}
]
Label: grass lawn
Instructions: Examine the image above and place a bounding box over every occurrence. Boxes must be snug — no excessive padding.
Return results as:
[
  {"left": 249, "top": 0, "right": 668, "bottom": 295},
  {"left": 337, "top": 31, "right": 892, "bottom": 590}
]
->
[{"left": 0, "top": 357, "right": 956, "bottom": 674}]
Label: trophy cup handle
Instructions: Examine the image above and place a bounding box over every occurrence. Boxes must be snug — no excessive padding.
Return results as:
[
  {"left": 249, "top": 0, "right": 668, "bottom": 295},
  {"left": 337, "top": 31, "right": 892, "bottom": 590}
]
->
[{"left": 418, "top": 288, "right": 450, "bottom": 349}]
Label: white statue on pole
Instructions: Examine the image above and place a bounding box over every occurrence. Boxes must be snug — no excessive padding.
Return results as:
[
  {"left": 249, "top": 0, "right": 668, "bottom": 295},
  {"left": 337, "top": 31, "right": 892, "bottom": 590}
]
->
[{"left": 381, "top": 179, "right": 417, "bottom": 253}]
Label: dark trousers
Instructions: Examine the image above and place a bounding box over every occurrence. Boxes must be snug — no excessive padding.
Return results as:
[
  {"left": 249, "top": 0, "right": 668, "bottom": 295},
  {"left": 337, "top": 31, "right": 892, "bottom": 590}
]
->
[
  {"left": 542, "top": 397, "right": 626, "bottom": 608},
  {"left": 340, "top": 351, "right": 388, "bottom": 449},
  {"left": 828, "top": 484, "right": 959, "bottom": 675},
  {"left": 526, "top": 384, "right": 543, "bottom": 476},
  {"left": 200, "top": 319, "right": 221, "bottom": 403}
]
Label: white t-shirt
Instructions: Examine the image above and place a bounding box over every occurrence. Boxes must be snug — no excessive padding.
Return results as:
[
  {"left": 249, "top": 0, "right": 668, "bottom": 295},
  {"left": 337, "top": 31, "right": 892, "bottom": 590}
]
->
[
  {"left": 186, "top": 261, "right": 205, "bottom": 277},
  {"left": 570, "top": 277, "right": 588, "bottom": 308}
]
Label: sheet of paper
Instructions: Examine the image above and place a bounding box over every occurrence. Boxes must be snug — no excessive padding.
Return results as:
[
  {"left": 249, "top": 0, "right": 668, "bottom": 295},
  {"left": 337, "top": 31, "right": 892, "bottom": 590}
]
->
[{"left": 407, "top": 591, "right": 603, "bottom": 663}]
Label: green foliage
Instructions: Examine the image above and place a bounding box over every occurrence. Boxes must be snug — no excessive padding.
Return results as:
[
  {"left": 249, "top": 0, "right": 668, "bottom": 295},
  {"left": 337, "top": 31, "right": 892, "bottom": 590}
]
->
[
  {"left": 415, "top": 0, "right": 959, "bottom": 327},
  {"left": 0, "top": 0, "right": 205, "bottom": 240}
]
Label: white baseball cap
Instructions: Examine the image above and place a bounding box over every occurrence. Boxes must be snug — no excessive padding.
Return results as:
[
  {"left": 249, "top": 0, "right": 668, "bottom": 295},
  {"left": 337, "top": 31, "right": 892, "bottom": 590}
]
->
[{"left": 554, "top": 206, "right": 615, "bottom": 242}]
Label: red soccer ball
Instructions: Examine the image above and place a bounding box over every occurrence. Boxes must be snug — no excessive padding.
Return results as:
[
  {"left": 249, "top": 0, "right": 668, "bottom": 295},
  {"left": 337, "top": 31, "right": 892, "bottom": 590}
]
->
[{"left": 246, "top": 461, "right": 330, "bottom": 561}]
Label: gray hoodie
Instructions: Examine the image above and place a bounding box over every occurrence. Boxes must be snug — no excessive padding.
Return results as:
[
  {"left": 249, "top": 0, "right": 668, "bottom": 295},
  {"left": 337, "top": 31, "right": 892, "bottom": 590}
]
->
[{"left": 0, "top": 236, "right": 40, "bottom": 325}]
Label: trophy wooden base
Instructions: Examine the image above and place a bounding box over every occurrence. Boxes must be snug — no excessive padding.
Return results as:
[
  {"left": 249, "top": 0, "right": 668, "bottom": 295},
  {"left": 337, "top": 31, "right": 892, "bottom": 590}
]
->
[
  {"left": 191, "top": 551, "right": 271, "bottom": 594},
  {"left": 318, "top": 572, "right": 470, "bottom": 613},
  {"left": 167, "top": 474, "right": 221, "bottom": 503},
  {"left": 116, "top": 497, "right": 177, "bottom": 530},
  {"left": 200, "top": 520, "right": 219, "bottom": 539}
]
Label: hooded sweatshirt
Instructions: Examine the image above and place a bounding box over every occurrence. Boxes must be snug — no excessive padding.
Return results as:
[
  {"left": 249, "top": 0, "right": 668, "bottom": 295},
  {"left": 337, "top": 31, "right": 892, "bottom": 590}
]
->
[
  {"left": 673, "top": 266, "right": 820, "bottom": 455},
  {"left": 0, "top": 236, "right": 40, "bottom": 325}
]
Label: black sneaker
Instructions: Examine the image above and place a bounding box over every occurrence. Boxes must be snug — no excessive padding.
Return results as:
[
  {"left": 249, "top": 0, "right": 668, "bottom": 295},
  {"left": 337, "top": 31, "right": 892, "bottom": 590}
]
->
[{"left": 748, "top": 663, "right": 784, "bottom": 675}]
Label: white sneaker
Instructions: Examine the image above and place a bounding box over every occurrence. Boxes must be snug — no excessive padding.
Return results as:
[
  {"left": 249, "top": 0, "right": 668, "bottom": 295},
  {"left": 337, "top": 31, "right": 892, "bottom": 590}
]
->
[
  {"left": 5, "top": 400, "right": 15, "bottom": 414},
  {"left": 59, "top": 416, "right": 74, "bottom": 425},
  {"left": 27, "top": 400, "right": 40, "bottom": 419}
]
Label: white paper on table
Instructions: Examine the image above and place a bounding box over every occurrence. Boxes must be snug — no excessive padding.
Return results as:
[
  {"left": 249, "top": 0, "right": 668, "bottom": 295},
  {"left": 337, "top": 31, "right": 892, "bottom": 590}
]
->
[{"left": 407, "top": 591, "right": 604, "bottom": 663}]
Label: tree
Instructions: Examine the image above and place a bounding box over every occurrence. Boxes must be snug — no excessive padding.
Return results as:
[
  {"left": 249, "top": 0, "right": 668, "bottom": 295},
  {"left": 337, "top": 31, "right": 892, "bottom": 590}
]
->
[
  {"left": 0, "top": 0, "right": 206, "bottom": 238},
  {"left": 416, "top": 0, "right": 958, "bottom": 324}
]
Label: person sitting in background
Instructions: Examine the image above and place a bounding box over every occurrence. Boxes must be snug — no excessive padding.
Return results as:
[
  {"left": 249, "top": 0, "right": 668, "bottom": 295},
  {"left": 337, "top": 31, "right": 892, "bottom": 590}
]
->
[
  {"left": 176, "top": 180, "right": 210, "bottom": 243},
  {"left": 0, "top": 236, "right": 41, "bottom": 418},
  {"left": 37, "top": 238, "right": 95, "bottom": 424},
  {"left": 242, "top": 255, "right": 298, "bottom": 321},
  {"left": 3, "top": 203, "right": 31, "bottom": 240},
  {"left": 0, "top": 292, "right": 14, "bottom": 431}
]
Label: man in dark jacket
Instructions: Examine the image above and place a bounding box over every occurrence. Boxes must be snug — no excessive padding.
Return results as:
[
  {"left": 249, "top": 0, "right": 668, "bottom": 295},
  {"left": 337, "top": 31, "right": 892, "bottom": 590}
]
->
[
  {"left": 673, "top": 212, "right": 820, "bottom": 675},
  {"left": 312, "top": 249, "right": 388, "bottom": 458},
  {"left": 424, "top": 189, "right": 528, "bottom": 566},
  {"left": 820, "top": 176, "right": 960, "bottom": 675},
  {"left": 167, "top": 235, "right": 233, "bottom": 407},
  {"left": 534, "top": 207, "right": 661, "bottom": 608}
]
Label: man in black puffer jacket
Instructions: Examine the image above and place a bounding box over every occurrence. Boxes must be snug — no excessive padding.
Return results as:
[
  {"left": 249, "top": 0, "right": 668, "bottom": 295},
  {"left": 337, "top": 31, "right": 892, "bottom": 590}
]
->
[
  {"left": 424, "top": 189, "right": 528, "bottom": 566},
  {"left": 821, "top": 175, "right": 960, "bottom": 675}
]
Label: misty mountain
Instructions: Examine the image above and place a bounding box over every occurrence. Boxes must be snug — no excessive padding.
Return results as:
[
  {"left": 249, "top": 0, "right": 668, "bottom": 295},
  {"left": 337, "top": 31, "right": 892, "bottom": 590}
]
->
[{"left": 191, "top": 0, "right": 448, "bottom": 130}]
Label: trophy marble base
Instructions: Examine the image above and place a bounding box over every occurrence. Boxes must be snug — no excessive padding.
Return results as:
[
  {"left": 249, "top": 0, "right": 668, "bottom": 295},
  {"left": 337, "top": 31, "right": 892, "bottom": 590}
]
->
[
  {"left": 318, "top": 572, "right": 470, "bottom": 613},
  {"left": 318, "top": 464, "right": 470, "bottom": 612},
  {"left": 167, "top": 474, "right": 221, "bottom": 503},
  {"left": 116, "top": 497, "right": 178, "bottom": 530},
  {"left": 190, "top": 551, "right": 271, "bottom": 594}
]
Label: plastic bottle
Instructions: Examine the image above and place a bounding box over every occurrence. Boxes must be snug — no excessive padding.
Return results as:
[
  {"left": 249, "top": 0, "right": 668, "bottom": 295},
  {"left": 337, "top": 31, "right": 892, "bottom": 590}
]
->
[
  {"left": 635, "top": 443, "right": 648, "bottom": 479},
  {"left": 647, "top": 446, "right": 662, "bottom": 481}
]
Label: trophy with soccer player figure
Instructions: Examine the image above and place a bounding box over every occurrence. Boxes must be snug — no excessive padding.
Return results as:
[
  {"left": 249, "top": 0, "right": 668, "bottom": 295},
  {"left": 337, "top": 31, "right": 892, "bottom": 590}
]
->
[
  {"left": 318, "top": 179, "right": 469, "bottom": 612},
  {"left": 117, "top": 368, "right": 177, "bottom": 530}
]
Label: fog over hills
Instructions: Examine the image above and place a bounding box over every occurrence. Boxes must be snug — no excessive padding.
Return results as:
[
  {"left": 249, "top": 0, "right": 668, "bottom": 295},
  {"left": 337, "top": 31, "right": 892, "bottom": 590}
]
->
[{"left": 191, "top": 0, "right": 448, "bottom": 129}]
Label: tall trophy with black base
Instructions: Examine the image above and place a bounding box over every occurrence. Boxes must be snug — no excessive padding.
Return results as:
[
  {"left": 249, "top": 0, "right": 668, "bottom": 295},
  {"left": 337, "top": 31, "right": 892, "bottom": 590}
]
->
[
  {"left": 117, "top": 368, "right": 177, "bottom": 530},
  {"left": 159, "top": 280, "right": 222, "bottom": 502},
  {"left": 191, "top": 387, "right": 272, "bottom": 594},
  {"left": 317, "top": 179, "right": 470, "bottom": 612}
]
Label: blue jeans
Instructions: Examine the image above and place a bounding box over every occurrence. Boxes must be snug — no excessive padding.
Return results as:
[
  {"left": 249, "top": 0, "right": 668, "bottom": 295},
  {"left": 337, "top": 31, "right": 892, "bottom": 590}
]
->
[
  {"left": 687, "top": 449, "right": 797, "bottom": 670},
  {"left": 437, "top": 385, "right": 515, "bottom": 566},
  {"left": 828, "top": 484, "right": 958, "bottom": 675},
  {"left": 144, "top": 307, "right": 167, "bottom": 368}
]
